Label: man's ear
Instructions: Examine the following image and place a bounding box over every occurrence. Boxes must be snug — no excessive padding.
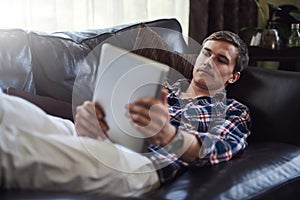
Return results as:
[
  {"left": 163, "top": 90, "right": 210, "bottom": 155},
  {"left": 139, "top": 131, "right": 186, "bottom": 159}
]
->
[{"left": 228, "top": 72, "right": 240, "bottom": 84}]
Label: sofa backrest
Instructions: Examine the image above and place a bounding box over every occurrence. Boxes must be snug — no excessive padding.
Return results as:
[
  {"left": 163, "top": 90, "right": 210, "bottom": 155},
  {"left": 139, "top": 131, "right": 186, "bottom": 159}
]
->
[
  {"left": 227, "top": 67, "right": 300, "bottom": 146},
  {"left": 0, "top": 18, "right": 188, "bottom": 103},
  {"left": 0, "top": 29, "right": 34, "bottom": 93}
]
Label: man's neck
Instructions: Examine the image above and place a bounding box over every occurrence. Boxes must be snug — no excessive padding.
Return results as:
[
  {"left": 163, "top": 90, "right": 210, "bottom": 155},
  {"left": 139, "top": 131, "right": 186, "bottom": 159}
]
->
[{"left": 181, "top": 83, "right": 225, "bottom": 99}]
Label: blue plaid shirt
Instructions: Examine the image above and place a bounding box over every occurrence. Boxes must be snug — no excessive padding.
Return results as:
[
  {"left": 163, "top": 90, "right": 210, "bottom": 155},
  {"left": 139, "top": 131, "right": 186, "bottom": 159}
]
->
[{"left": 147, "top": 80, "right": 251, "bottom": 184}]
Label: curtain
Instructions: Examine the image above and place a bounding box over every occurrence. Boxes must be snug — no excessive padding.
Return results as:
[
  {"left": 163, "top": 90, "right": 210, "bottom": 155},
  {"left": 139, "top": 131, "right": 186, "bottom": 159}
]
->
[
  {"left": 0, "top": 0, "right": 189, "bottom": 36},
  {"left": 189, "top": 0, "right": 258, "bottom": 45}
]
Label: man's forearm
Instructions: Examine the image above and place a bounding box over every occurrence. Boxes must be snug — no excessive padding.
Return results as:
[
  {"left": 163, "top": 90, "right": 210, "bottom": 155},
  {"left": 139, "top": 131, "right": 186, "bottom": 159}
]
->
[{"left": 179, "top": 131, "right": 201, "bottom": 162}]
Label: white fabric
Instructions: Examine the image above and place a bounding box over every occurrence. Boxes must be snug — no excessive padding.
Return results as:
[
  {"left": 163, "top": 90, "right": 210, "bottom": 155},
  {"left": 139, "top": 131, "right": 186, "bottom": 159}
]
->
[{"left": 0, "top": 90, "right": 159, "bottom": 197}]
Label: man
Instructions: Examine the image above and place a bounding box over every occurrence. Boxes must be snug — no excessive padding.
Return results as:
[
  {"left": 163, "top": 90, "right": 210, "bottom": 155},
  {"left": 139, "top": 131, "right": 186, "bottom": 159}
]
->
[
  {"left": 0, "top": 31, "right": 251, "bottom": 196},
  {"left": 76, "top": 30, "right": 251, "bottom": 182}
]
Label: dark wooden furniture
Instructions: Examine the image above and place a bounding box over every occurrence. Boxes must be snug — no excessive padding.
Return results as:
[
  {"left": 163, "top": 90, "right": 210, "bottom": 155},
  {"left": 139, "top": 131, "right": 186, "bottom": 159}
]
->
[{"left": 248, "top": 46, "right": 300, "bottom": 71}]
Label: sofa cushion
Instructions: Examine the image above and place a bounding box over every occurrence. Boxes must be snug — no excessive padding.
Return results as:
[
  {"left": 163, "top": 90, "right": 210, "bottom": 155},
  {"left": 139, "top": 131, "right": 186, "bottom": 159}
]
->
[
  {"left": 132, "top": 23, "right": 196, "bottom": 82},
  {"left": 0, "top": 29, "right": 35, "bottom": 93},
  {"left": 28, "top": 18, "right": 188, "bottom": 104},
  {"left": 150, "top": 142, "right": 300, "bottom": 199},
  {"left": 227, "top": 67, "right": 300, "bottom": 146},
  {"left": 72, "top": 21, "right": 196, "bottom": 109},
  {"left": 133, "top": 23, "right": 172, "bottom": 51},
  {"left": 4, "top": 87, "right": 73, "bottom": 121},
  {"left": 29, "top": 31, "right": 91, "bottom": 103}
]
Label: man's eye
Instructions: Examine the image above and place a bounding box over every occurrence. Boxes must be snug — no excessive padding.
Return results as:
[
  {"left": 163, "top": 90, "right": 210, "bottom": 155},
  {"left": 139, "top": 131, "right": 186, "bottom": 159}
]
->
[
  {"left": 217, "top": 57, "right": 228, "bottom": 64},
  {"left": 202, "top": 51, "right": 210, "bottom": 57}
]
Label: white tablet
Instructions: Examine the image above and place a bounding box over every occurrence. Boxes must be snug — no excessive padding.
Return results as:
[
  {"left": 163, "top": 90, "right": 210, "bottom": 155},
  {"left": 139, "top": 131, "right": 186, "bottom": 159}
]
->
[{"left": 93, "top": 43, "right": 169, "bottom": 152}]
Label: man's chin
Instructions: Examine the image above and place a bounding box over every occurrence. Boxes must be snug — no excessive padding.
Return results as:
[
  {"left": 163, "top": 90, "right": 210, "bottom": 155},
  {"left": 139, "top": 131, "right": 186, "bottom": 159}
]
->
[
  {"left": 192, "top": 77, "right": 225, "bottom": 91},
  {"left": 197, "top": 82, "right": 225, "bottom": 92}
]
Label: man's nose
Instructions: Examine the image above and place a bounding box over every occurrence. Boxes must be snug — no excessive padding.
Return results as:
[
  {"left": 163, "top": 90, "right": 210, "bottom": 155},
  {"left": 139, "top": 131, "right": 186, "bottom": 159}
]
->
[{"left": 203, "top": 56, "right": 216, "bottom": 69}]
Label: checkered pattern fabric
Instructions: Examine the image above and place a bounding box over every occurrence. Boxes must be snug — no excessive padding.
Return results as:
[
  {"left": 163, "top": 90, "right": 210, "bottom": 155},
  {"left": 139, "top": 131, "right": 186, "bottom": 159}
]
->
[{"left": 148, "top": 80, "right": 251, "bottom": 184}]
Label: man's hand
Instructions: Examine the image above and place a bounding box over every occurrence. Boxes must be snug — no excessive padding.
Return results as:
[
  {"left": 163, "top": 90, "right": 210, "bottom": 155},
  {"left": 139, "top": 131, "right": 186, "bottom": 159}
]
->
[
  {"left": 126, "top": 90, "right": 177, "bottom": 146},
  {"left": 75, "top": 101, "right": 109, "bottom": 140},
  {"left": 127, "top": 90, "right": 201, "bottom": 162}
]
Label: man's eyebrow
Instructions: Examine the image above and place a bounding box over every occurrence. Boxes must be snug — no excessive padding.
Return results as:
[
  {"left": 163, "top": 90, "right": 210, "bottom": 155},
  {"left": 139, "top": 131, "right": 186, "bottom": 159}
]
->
[
  {"left": 203, "top": 47, "right": 230, "bottom": 63},
  {"left": 203, "top": 47, "right": 211, "bottom": 52}
]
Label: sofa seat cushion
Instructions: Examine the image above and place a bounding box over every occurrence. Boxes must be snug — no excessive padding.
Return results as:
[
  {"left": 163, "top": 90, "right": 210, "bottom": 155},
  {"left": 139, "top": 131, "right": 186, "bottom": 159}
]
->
[
  {"left": 4, "top": 87, "right": 73, "bottom": 121},
  {"left": 1, "top": 142, "right": 299, "bottom": 200},
  {"left": 150, "top": 142, "right": 300, "bottom": 200}
]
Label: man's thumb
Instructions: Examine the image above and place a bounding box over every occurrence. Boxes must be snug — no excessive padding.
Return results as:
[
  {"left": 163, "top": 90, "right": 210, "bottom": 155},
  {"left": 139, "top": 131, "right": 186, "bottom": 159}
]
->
[{"left": 160, "top": 89, "right": 168, "bottom": 105}]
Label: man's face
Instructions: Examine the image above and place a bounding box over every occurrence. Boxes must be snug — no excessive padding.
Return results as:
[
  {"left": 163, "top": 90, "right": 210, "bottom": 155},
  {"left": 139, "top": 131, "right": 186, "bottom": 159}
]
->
[{"left": 192, "top": 40, "right": 239, "bottom": 91}]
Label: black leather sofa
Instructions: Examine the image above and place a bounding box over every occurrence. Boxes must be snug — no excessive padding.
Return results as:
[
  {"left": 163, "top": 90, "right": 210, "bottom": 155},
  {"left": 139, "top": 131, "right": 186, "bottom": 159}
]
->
[{"left": 1, "top": 18, "right": 300, "bottom": 200}]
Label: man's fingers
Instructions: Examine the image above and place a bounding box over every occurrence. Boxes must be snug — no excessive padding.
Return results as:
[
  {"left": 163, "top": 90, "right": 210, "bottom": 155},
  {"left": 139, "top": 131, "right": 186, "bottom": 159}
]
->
[
  {"left": 75, "top": 121, "right": 98, "bottom": 139},
  {"left": 131, "top": 97, "right": 158, "bottom": 109},
  {"left": 160, "top": 89, "right": 168, "bottom": 105},
  {"left": 75, "top": 101, "right": 109, "bottom": 139},
  {"left": 95, "top": 102, "right": 106, "bottom": 117}
]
